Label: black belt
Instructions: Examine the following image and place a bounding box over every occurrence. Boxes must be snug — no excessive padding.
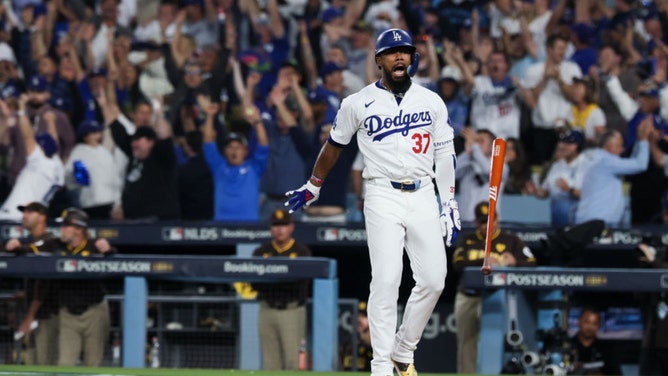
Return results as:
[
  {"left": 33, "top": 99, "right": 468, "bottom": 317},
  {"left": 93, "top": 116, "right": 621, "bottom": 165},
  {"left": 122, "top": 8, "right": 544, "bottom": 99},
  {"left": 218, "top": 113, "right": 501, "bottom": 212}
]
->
[{"left": 390, "top": 180, "right": 421, "bottom": 191}]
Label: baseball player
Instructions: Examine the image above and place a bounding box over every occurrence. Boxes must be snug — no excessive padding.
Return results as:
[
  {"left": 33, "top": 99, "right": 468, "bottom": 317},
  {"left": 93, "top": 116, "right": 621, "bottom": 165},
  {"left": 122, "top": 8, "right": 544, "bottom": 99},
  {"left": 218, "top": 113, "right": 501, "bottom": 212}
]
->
[{"left": 285, "top": 28, "right": 460, "bottom": 376}]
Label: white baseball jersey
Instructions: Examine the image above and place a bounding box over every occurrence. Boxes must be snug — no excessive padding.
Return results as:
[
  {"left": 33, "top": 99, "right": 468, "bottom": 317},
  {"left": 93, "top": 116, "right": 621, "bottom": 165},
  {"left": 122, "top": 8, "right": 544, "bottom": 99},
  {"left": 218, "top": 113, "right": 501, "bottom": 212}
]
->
[
  {"left": 470, "top": 76, "right": 521, "bottom": 139},
  {"left": 0, "top": 147, "right": 65, "bottom": 221},
  {"left": 330, "top": 80, "right": 455, "bottom": 376},
  {"left": 329, "top": 81, "right": 455, "bottom": 180}
]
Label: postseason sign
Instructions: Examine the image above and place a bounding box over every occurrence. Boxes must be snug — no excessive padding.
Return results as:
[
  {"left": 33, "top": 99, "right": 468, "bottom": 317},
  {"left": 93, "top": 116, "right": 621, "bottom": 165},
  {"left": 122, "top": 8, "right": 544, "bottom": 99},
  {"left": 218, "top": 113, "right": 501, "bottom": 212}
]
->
[
  {"left": 0, "top": 255, "right": 335, "bottom": 281},
  {"left": 462, "top": 267, "right": 668, "bottom": 292}
]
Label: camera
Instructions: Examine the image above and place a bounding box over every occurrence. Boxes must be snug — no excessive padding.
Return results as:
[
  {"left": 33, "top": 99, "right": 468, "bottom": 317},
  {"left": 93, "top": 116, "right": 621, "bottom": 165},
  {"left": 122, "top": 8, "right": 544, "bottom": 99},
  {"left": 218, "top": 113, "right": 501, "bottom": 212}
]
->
[{"left": 543, "top": 364, "right": 567, "bottom": 375}]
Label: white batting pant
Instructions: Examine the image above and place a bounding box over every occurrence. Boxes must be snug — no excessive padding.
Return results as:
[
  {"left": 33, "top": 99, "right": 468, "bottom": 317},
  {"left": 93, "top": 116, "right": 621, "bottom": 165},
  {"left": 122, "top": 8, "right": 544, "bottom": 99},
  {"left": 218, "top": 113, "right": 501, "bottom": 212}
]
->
[{"left": 363, "top": 178, "right": 447, "bottom": 376}]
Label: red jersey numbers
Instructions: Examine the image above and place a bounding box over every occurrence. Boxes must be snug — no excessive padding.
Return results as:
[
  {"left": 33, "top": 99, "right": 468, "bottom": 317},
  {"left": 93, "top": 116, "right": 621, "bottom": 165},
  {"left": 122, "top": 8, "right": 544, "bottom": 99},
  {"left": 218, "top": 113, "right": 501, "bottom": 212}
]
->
[{"left": 411, "top": 133, "right": 431, "bottom": 154}]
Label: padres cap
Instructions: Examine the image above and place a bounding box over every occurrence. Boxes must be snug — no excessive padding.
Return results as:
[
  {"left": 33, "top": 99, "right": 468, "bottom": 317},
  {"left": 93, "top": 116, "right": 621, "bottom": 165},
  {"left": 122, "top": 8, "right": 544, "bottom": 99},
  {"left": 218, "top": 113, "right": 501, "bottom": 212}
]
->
[
  {"left": 270, "top": 208, "right": 293, "bottom": 226},
  {"left": 474, "top": 201, "right": 490, "bottom": 223},
  {"left": 17, "top": 202, "right": 47, "bottom": 215},
  {"left": 56, "top": 207, "right": 89, "bottom": 228}
]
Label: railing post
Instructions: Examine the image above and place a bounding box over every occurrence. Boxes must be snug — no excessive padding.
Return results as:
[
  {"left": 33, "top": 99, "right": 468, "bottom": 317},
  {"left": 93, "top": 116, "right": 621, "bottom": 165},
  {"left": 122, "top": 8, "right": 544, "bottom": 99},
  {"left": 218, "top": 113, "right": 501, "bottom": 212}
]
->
[
  {"left": 312, "top": 259, "right": 338, "bottom": 371},
  {"left": 123, "top": 276, "right": 147, "bottom": 368}
]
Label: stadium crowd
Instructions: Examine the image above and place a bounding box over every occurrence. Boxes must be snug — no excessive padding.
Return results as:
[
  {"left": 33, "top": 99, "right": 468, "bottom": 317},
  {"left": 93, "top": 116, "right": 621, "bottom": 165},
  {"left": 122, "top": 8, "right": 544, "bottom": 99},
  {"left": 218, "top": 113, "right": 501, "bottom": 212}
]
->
[{"left": 0, "top": 0, "right": 665, "bottom": 227}]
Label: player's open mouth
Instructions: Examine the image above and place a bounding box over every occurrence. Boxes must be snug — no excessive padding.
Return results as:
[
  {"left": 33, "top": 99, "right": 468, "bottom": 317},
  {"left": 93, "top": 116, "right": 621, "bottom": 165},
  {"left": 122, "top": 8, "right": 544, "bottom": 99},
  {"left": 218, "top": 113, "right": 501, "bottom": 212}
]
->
[{"left": 392, "top": 64, "right": 407, "bottom": 77}]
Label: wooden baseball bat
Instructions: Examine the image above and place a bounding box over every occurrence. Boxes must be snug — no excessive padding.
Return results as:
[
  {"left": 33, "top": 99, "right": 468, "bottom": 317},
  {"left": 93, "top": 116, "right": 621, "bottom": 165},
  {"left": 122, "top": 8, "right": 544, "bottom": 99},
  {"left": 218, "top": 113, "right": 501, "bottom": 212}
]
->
[{"left": 481, "top": 138, "right": 507, "bottom": 275}]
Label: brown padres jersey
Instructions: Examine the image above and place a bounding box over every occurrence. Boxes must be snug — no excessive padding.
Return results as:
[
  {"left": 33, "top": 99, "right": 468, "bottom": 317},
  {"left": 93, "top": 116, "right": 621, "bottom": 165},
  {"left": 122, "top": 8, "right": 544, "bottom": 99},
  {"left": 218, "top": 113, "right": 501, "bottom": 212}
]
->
[
  {"left": 252, "top": 239, "right": 312, "bottom": 307},
  {"left": 453, "top": 229, "right": 536, "bottom": 292}
]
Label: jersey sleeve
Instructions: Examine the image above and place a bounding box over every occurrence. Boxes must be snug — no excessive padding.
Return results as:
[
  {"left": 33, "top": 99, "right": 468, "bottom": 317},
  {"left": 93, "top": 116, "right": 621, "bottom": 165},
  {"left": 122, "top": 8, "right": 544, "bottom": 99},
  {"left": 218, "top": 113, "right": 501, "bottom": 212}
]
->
[
  {"left": 328, "top": 94, "right": 360, "bottom": 146},
  {"left": 432, "top": 92, "right": 455, "bottom": 158}
]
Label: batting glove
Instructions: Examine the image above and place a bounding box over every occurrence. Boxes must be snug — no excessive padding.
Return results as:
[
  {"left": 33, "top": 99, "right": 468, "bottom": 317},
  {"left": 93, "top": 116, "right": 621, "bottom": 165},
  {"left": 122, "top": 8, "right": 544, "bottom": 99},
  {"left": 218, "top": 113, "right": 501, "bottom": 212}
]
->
[
  {"left": 285, "top": 181, "right": 321, "bottom": 213},
  {"left": 440, "top": 198, "right": 461, "bottom": 247}
]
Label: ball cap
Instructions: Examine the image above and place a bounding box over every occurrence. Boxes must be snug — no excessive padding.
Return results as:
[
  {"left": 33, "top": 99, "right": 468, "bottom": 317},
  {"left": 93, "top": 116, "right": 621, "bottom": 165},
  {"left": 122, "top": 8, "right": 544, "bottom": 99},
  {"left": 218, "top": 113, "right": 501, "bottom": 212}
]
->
[
  {"left": 27, "top": 75, "right": 50, "bottom": 92},
  {"left": 77, "top": 120, "right": 104, "bottom": 138},
  {"left": 56, "top": 207, "right": 89, "bottom": 228},
  {"left": 225, "top": 132, "right": 248, "bottom": 147},
  {"left": 17, "top": 202, "right": 47, "bottom": 215},
  {"left": 475, "top": 201, "right": 490, "bottom": 223},
  {"left": 131, "top": 126, "right": 157, "bottom": 141},
  {"left": 319, "top": 62, "right": 343, "bottom": 78},
  {"left": 270, "top": 208, "right": 293, "bottom": 226},
  {"left": 558, "top": 129, "right": 584, "bottom": 145}
]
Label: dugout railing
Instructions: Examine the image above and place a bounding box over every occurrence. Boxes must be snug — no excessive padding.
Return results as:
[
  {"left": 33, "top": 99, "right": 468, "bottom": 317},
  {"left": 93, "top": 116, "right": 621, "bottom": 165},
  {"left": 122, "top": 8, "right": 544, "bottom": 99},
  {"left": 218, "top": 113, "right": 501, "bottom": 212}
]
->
[{"left": 0, "top": 255, "right": 339, "bottom": 371}]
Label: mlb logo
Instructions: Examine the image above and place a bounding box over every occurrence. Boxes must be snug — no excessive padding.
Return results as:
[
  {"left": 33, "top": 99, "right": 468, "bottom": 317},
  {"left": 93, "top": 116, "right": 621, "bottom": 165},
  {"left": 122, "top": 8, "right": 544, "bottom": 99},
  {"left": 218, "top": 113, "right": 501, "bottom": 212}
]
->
[
  {"left": 162, "top": 227, "right": 183, "bottom": 241},
  {"left": 2, "top": 226, "right": 24, "bottom": 239},
  {"left": 58, "top": 259, "right": 77, "bottom": 272},
  {"left": 318, "top": 228, "right": 339, "bottom": 241},
  {"left": 486, "top": 272, "right": 506, "bottom": 286}
]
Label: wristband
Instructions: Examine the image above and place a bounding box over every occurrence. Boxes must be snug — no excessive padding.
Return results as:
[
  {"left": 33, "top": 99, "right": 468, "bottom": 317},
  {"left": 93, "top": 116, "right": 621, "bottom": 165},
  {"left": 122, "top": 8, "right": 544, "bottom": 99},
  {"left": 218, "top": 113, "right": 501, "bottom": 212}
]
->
[
  {"left": 16, "top": 110, "right": 25, "bottom": 117},
  {"left": 309, "top": 175, "right": 324, "bottom": 185}
]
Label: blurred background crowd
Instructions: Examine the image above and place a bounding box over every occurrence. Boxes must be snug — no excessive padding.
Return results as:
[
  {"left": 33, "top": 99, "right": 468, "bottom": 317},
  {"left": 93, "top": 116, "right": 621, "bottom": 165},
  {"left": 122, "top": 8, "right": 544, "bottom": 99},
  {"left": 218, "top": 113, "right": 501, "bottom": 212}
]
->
[{"left": 0, "top": 0, "right": 666, "bottom": 228}]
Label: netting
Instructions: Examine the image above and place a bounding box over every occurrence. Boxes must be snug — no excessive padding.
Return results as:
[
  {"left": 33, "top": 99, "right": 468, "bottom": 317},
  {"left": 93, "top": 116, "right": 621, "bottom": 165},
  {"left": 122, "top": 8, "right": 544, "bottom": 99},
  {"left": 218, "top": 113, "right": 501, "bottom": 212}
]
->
[{"left": 0, "top": 279, "right": 357, "bottom": 371}]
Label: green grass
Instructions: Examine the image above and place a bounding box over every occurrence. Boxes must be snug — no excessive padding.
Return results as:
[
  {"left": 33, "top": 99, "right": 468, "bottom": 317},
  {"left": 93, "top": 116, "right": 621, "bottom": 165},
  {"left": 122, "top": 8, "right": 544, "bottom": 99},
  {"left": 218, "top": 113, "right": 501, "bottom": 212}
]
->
[{"left": 0, "top": 365, "right": 461, "bottom": 376}]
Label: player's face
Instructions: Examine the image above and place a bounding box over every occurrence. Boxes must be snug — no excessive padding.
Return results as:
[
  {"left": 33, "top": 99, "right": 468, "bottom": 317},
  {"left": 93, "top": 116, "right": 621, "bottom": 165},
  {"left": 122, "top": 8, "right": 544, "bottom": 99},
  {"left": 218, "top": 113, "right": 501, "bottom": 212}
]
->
[
  {"left": 578, "top": 311, "right": 600, "bottom": 340},
  {"left": 21, "top": 211, "right": 42, "bottom": 230},
  {"left": 270, "top": 223, "right": 294, "bottom": 244},
  {"left": 477, "top": 216, "right": 499, "bottom": 233},
  {"left": 375, "top": 46, "right": 413, "bottom": 82},
  {"left": 59, "top": 225, "right": 79, "bottom": 244}
]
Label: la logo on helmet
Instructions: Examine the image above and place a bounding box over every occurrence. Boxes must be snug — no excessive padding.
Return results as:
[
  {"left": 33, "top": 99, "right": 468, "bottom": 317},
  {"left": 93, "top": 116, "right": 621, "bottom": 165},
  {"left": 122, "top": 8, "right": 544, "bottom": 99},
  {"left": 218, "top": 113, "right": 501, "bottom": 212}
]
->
[{"left": 392, "top": 31, "right": 402, "bottom": 41}]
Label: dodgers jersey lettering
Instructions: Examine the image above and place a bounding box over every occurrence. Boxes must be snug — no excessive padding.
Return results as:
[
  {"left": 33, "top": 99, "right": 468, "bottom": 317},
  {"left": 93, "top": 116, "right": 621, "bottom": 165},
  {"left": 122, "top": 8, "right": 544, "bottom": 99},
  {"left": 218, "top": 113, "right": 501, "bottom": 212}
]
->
[{"left": 330, "top": 81, "right": 455, "bottom": 180}]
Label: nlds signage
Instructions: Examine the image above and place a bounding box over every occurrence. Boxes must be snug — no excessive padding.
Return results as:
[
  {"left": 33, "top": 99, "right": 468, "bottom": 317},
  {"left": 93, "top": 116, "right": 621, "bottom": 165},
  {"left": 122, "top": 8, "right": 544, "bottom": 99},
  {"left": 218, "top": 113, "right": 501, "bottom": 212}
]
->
[{"left": 161, "top": 227, "right": 220, "bottom": 241}]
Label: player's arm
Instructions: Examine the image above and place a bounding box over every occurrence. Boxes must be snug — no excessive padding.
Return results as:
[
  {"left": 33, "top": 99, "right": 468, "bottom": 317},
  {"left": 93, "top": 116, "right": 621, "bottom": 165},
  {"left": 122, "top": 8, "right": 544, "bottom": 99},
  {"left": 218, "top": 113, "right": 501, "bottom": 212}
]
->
[
  {"left": 285, "top": 140, "right": 344, "bottom": 213},
  {"left": 434, "top": 104, "right": 460, "bottom": 246},
  {"left": 17, "top": 280, "right": 48, "bottom": 334},
  {"left": 312, "top": 141, "right": 344, "bottom": 184}
]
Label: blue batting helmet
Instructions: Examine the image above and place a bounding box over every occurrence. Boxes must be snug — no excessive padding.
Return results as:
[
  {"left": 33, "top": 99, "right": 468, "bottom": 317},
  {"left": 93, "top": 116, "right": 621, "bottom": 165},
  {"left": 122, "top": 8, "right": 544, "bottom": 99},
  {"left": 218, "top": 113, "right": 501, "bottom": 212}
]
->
[
  {"left": 375, "top": 28, "right": 416, "bottom": 56},
  {"left": 374, "top": 28, "right": 420, "bottom": 77}
]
